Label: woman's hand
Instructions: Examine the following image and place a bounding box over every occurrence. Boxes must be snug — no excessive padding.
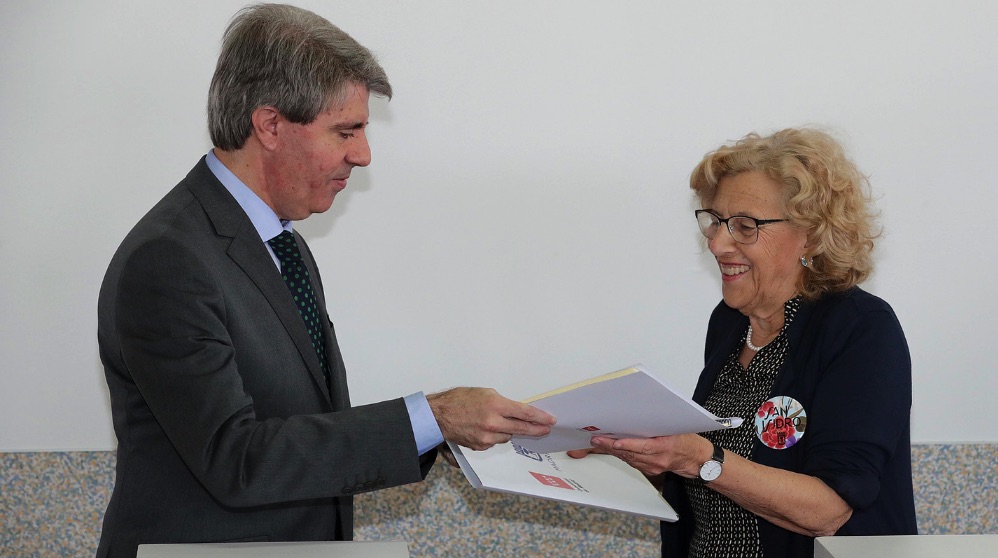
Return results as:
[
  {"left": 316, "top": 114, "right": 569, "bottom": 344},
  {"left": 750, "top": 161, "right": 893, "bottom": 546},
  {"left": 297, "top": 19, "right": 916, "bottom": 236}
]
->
[
  {"left": 585, "top": 433, "right": 711, "bottom": 478},
  {"left": 577, "top": 432, "right": 853, "bottom": 536},
  {"left": 566, "top": 447, "right": 601, "bottom": 459}
]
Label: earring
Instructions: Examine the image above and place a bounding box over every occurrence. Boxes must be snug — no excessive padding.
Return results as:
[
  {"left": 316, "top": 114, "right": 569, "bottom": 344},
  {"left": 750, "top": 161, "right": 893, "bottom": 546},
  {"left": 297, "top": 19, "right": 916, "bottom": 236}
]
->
[{"left": 801, "top": 256, "right": 809, "bottom": 267}]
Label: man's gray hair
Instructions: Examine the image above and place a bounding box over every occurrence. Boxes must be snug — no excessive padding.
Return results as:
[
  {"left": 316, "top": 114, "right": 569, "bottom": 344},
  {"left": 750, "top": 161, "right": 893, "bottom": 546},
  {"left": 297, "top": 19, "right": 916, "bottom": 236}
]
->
[{"left": 207, "top": 3, "right": 392, "bottom": 150}]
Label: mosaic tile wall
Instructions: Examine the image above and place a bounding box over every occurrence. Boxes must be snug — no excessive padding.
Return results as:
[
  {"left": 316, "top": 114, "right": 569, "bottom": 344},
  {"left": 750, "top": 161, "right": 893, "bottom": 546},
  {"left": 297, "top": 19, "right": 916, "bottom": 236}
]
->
[{"left": 1, "top": 444, "right": 994, "bottom": 557}]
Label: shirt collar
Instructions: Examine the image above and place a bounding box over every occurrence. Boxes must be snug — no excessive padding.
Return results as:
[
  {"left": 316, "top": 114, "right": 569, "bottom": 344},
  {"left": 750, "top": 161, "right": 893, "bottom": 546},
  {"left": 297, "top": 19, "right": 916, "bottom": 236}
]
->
[{"left": 205, "top": 149, "right": 291, "bottom": 241}]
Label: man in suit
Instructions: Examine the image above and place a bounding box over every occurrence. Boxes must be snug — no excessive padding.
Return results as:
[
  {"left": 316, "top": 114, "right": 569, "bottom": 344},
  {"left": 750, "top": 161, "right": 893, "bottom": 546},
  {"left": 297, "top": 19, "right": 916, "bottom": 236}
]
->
[{"left": 96, "top": 5, "right": 555, "bottom": 557}]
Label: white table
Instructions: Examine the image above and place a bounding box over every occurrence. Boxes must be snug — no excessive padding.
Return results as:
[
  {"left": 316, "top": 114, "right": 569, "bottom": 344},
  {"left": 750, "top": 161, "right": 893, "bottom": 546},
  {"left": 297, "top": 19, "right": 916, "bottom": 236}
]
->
[
  {"left": 815, "top": 535, "right": 996, "bottom": 558},
  {"left": 137, "top": 541, "right": 409, "bottom": 558}
]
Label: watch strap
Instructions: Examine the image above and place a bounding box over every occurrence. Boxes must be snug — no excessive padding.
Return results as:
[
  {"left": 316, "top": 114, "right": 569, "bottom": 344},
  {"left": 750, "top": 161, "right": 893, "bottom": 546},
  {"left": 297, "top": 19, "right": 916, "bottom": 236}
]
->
[{"left": 710, "top": 441, "right": 724, "bottom": 464}]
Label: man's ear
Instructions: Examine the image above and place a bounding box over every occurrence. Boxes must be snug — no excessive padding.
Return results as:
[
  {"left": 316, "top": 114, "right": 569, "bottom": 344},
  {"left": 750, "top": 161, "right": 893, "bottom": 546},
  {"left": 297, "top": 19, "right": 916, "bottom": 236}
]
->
[{"left": 250, "top": 106, "right": 282, "bottom": 150}]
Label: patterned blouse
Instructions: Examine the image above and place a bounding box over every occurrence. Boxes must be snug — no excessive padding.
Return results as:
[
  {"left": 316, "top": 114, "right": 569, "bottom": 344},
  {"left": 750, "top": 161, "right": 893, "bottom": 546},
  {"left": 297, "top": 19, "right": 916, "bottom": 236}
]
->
[{"left": 684, "top": 297, "right": 801, "bottom": 558}]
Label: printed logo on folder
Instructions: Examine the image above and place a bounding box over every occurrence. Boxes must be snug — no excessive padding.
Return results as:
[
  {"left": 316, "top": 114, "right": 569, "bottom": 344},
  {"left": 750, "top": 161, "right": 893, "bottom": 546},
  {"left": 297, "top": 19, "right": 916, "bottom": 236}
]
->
[
  {"left": 511, "top": 442, "right": 543, "bottom": 461},
  {"left": 529, "top": 471, "right": 574, "bottom": 490}
]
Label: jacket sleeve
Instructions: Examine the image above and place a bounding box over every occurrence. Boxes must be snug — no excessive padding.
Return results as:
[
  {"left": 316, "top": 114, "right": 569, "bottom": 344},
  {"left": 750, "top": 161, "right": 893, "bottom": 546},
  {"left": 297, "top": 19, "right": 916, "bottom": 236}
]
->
[{"left": 797, "top": 297, "right": 912, "bottom": 511}]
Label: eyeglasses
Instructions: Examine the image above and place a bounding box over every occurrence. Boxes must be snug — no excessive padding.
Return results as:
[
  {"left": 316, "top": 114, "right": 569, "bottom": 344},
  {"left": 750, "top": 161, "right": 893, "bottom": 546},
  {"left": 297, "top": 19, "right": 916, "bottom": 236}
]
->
[{"left": 694, "top": 209, "right": 787, "bottom": 245}]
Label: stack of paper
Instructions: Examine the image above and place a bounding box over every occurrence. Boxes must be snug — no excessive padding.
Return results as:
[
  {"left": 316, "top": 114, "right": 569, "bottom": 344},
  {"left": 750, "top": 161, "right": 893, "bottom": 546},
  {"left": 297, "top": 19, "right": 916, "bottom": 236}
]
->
[
  {"left": 512, "top": 364, "right": 741, "bottom": 453},
  {"left": 449, "top": 364, "right": 741, "bottom": 520}
]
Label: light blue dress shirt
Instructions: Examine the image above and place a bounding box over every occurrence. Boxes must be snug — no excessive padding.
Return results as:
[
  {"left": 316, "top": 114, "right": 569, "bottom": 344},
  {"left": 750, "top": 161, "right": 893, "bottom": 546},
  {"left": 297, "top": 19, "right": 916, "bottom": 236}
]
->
[{"left": 205, "top": 150, "right": 443, "bottom": 455}]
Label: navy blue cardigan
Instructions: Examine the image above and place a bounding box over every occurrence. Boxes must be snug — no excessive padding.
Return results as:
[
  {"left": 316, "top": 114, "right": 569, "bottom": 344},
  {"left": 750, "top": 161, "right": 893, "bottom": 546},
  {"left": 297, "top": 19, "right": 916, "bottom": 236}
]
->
[{"left": 661, "top": 287, "right": 917, "bottom": 557}]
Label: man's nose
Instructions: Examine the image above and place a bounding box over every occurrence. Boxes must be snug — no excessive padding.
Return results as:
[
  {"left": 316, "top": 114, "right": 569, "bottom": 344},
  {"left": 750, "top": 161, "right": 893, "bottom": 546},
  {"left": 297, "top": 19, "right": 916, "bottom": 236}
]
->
[{"left": 347, "top": 134, "right": 371, "bottom": 167}]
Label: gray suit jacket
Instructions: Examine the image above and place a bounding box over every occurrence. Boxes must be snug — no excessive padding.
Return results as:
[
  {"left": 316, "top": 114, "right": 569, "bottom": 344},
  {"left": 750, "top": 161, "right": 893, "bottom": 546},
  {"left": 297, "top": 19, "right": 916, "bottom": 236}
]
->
[{"left": 96, "top": 158, "right": 433, "bottom": 558}]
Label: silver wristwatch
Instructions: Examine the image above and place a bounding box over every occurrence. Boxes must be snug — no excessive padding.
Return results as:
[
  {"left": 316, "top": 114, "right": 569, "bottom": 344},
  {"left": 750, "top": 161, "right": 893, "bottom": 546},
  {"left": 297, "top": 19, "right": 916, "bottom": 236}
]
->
[{"left": 698, "top": 441, "right": 725, "bottom": 483}]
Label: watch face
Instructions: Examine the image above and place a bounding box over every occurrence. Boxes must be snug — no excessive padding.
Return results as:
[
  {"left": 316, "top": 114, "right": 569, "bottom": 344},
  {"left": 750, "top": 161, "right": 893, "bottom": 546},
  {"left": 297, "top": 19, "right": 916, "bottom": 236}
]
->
[{"left": 699, "top": 460, "right": 722, "bottom": 482}]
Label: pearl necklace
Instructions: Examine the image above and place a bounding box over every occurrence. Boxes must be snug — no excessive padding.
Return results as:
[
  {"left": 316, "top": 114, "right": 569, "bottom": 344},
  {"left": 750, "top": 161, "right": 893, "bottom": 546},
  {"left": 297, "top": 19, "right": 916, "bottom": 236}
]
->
[{"left": 745, "top": 324, "right": 768, "bottom": 352}]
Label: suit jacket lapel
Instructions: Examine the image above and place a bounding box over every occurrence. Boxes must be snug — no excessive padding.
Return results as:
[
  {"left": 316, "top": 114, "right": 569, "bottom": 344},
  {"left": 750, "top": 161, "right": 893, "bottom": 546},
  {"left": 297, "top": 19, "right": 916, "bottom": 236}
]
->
[{"left": 184, "top": 159, "right": 333, "bottom": 405}]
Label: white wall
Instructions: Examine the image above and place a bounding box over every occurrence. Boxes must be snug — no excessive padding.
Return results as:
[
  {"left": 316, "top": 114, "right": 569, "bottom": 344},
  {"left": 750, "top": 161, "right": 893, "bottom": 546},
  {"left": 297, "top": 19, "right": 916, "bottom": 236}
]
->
[{"left": 2, "top": 1, "right": 995, "bottom": 450}]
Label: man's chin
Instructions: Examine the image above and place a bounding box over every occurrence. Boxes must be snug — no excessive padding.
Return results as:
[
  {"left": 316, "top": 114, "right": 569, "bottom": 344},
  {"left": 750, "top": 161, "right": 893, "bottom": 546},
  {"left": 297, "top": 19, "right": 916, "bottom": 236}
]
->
[{"left": 311, "top": 195, "right": 337, "bottom": 215}]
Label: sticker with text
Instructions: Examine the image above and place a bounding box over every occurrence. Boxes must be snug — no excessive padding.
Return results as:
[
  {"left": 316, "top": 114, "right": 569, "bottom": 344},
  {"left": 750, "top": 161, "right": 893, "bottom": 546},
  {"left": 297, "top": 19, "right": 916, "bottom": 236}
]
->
[{"left": 754, "top": 395, "right": 807, "bottom": 450}]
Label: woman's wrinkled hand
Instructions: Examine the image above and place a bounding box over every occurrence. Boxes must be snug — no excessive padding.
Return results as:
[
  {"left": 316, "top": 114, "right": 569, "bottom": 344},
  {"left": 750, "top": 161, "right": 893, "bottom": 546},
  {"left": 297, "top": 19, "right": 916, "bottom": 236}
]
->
[{"left": 587, "top": 433, "right": 709, "bottom": 478}]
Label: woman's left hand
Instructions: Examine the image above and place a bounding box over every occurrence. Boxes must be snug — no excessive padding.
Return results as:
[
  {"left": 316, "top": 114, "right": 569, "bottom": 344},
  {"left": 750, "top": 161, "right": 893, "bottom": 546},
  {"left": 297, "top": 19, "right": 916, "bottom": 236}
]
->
[{"left": 588, "top": 433, "right": 709, "bottom": 478}]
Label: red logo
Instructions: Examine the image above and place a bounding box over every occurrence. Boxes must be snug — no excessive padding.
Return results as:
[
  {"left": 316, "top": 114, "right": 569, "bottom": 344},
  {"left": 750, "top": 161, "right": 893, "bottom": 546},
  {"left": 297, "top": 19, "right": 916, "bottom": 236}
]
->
[
  {"left": 580, "top": 425, "right": 601, "bottom": 432},
  {"left": 529, "top": 471, "right": 574, "bottom": 490}
]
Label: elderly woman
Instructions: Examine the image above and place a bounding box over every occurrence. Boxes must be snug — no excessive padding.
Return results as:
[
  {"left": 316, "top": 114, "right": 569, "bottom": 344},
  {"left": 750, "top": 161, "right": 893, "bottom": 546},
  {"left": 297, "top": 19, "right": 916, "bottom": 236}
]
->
[{"left": 576, "top": 128, "right": 917, "bottom": 556}]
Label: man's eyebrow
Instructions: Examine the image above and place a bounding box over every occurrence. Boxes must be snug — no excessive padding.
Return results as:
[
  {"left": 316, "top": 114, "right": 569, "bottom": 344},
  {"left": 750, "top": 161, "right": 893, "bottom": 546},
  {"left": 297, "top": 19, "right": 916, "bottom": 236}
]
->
[{"left": 332, "top": 121, "right": 368, "bottom": 131}]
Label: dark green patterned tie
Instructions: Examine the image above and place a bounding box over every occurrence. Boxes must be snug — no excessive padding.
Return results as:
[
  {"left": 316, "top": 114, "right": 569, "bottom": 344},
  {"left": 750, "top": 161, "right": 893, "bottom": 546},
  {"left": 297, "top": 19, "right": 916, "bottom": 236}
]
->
[{"left": 267, "top": 231, "right": 329, "bottom": 381}]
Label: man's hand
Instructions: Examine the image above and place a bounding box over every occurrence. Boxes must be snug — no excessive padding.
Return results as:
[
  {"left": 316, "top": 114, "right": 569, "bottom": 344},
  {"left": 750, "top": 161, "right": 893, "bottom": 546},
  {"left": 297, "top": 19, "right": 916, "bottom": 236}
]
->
[
  {"left": 427, "top": 387, "right": 556, "bottom": 451},
  {"left": 437, "top": 443, "right": 460, "bottom": 468}
]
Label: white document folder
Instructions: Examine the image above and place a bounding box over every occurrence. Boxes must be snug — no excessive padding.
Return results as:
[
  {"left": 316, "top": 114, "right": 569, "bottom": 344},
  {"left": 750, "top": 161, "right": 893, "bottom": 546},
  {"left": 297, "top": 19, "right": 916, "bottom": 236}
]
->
[
  {"left": 449, "top": 440, "right": 678, "bottom": 522},
  {"left": 511, "top": 364, "right": 742, "bottom": 454}
]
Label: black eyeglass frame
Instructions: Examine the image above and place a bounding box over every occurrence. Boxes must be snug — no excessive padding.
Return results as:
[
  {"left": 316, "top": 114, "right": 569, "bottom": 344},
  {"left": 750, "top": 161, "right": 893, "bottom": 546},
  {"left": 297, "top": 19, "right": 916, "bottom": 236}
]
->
[{"left": 694, "top": 209, "right": 787, "bottom": 245}]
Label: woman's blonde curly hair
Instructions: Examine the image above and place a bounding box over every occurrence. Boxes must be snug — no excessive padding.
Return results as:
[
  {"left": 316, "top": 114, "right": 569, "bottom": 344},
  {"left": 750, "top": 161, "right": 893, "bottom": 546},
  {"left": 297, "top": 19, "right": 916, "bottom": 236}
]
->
[{"left": 691, "top": 128, "right": 880, "bottom": 300}]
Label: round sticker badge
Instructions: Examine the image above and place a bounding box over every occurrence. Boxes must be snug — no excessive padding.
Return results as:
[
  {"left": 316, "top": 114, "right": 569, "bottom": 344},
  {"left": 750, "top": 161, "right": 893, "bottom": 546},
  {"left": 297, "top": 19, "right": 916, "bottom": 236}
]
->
[{"left": 755, "top": 396, "right": 807, "bottom": 450}]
